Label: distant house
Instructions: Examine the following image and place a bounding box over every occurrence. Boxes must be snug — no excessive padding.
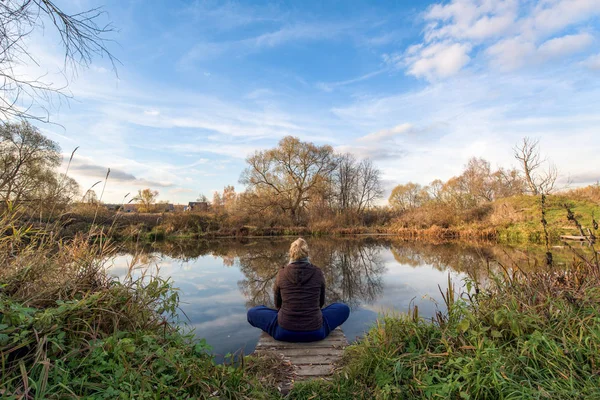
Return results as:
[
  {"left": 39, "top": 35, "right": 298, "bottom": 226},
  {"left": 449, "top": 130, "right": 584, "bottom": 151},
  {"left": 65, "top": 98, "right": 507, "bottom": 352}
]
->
[
  {"left": 187, "top": 201, "right": 209, "bottom": 212},
  {"left": 159, "top": 203, "right": 175, "bottom": 212}
]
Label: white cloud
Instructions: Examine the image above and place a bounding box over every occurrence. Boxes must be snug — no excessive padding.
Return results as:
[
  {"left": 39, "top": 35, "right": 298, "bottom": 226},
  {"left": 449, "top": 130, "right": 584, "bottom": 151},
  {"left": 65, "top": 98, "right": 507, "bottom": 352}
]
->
[
  {"left": 179, "top": 22, "right": 351, "bottom": 67},
  {"left": 581, "top": 53, "right": 600, "bottom": 70},
  {"left": 357, "top": 123, "right": 413, "bottom": 142},
  {"left": 316, "top": 69, "right": 385, "bottom": 92},
  {"left": 486, "top": 36, "right": 536, "bottom": 70},
  {"left": 169, "top": 188, "right": 197, "bottom": 195},
  {"left": 537, "top": 33, "right": 594, "bottom": 60},
  {"left": 424, "top": 0, "right": 518, "bottom": 42},
  {"left": 181, "top": 1, "right": 283, "bottom": 32},
  {"left": 424, "top": 0, "right": 600, "bottom": 43},
  {"left": 249, "top": 24, "right": 341, "bottom": 48},
  {"left": 406, "top": 42, "right": 472, "bottom": 80},
  {"left": 166, "top": 142, "right": 266, "bottom": 160},
  {"left": 487, "top": 32, "right": 594, "bottom": 70},
  {"left": 408, "top": 0, "right": 600, "bottom": 79},
  {"left": 523, "top": 0, "right": 600, "bottom": 38}
]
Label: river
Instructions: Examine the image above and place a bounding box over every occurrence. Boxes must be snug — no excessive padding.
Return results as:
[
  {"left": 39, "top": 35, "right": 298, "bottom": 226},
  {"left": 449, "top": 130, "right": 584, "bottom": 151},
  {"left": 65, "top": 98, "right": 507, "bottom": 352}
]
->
[{"left": 106, "top": 236, "right": 560, "bottom": 361}]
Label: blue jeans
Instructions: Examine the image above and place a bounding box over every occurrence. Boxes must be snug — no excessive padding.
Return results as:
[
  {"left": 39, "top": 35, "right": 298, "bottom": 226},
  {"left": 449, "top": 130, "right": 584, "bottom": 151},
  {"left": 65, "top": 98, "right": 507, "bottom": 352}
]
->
[{"left": 247, "top": 303, "right": 350, "bottom": 342}]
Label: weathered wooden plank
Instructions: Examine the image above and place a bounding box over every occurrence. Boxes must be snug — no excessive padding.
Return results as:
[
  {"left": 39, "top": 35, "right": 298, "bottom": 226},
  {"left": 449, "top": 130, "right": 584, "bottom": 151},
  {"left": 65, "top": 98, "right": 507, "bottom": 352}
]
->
[
  {"left": 285, "top": 355, "right": 341, "bottom": 365},
  {"left": 253, "top": 327, "right": 348, "bottom": 389},
  {"left": 256, "top": 335, "right": 347, "bottom": 349},
  {"left": 256, "top": 340, "right": 347, "bottom": 350},
  {"left": 295, "top": 364, "right": 336, "bottom": 376},
  {"left": 255, "top": 333, "right": 348, "bottom": 349},
  {"left": 254, "top": 347, "right": 344, "bottom": 357},
  {"left": 560, "top": 235, "right": 588, "bottom": 241},
  {"left": 257, "top": 328, "right": 345, "bottom": 342}
]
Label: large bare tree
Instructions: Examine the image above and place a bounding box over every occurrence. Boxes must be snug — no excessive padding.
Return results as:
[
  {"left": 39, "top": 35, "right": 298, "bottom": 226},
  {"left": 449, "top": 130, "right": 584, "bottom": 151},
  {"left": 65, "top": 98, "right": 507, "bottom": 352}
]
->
[
  {"left": 0, "top": 121, "right": 60, "bottom": 203},
  {"left": 240, "top": 136, "right": 337, "bottom": 223},
  {"left": 0, "top": 0, "right": 116, "bottom": 121}
]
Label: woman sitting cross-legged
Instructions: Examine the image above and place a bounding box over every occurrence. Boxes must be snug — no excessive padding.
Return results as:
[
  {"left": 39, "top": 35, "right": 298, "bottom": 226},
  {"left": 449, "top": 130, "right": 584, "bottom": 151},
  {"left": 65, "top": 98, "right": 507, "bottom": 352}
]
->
[{"left": 247, "top": 238, "right": 350, "bottom": 342}]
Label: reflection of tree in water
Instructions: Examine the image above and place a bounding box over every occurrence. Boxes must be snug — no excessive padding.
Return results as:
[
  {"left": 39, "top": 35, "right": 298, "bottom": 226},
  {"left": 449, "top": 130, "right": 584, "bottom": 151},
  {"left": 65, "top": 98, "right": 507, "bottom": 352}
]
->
[
  {"left": 119, "top": 237, "right": 581, "bottom": 308},
  {"left": 235, "top": 239, "right": 385, "bottom": 309},
  {"left": 314, "top": 241, "right": 385, "bottom": 308},
  {"left": 386, "top": 239, "right": 579, "bottom": 283},
  {"left": 237, "top": 244, "right": 288, "bottom": 308},
  {"left": 389, "top": 242, "right": 495, "bottom": 281}
]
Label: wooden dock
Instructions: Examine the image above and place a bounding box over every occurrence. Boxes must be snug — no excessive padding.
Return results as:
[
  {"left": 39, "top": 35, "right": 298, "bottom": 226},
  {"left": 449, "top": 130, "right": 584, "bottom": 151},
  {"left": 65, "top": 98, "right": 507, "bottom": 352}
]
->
[
  {"left": 253, "top": 328, "right": 348, "bottom": 392},
  {"left": 560, "top": 235, "right": 591, "bottom": 242}
]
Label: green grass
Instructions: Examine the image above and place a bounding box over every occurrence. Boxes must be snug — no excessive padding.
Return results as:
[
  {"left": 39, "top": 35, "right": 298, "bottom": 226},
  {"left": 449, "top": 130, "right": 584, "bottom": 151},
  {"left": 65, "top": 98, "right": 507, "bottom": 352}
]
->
[
  {"left": 495, "top": 194, "right": 599, "bottom": 243},
  {"left": 0, "top": 295, "right": 282, "bottom": 399},
  {"left": 0, "top": 209, "right": 282, "bottom": 399},
  {"left": 288, "top": 264, "right": 600, "bottom": 399}
]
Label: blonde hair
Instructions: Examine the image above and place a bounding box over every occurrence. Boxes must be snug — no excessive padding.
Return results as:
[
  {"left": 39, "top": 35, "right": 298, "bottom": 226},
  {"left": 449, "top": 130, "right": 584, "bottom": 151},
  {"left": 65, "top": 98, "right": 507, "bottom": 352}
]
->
[{"left": 289, "top": 238, "right": 309, "bottom": 261}]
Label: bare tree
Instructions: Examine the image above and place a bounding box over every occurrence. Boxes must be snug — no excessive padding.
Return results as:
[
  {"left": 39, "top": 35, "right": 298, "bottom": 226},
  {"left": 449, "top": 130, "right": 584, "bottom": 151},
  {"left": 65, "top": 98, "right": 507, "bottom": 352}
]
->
[
  {"left": 240, "top": 136, "right": 337, "bottom": 223},
  {"left": 82, "top": 189, "right": 98, "bottom": 204},
  {"left": 388, "top": 182, "right": 429, "bottom": 211},
  {"left": 333, "top": 154, "right": 382, "bottom": 214},
  {"left": 428, "top": 179, "right": 444, "bottom": 201},
  {"left": 0, "top": 121, "right": 60, "bottom": 202},
  {"left": 513, "top": 137, "right": 557, "bottom": 195},
  {"left": 355, "top": 158, "right": 383, "bottom": 213},
  {"left": 222, "top": 185, "right": 236, "bottom": 211},
  {"left": 334, "top": 153, "right": 358, "bottom": 211},
  {"left": 459, "top": 157, "right": 494, "bottom": 203},
  {"left": 0, "top": 0, "right": 117, "bottom": 121}
]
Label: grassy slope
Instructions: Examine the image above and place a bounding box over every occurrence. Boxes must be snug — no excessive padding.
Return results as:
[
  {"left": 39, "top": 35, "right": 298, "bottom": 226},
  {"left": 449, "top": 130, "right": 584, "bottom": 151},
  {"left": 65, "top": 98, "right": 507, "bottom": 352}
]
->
[{"left": 493, "top": 194, "right": 599, "bottom": 243}]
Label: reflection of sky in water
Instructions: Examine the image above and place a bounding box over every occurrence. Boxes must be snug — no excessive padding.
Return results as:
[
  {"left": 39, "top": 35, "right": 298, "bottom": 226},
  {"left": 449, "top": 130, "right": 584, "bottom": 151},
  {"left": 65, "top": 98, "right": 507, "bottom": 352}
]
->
[
  {"left": 107, "top": 244, "right": 467, "bottom": 360},
  {"left": 342, "top": 250, "right": 465, "bottom": 342}
]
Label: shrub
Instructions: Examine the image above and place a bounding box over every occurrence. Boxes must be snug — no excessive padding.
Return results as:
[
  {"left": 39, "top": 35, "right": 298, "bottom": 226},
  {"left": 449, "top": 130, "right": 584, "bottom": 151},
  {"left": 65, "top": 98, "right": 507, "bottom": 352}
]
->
[{"left": 0, "top": 209, "right": 281, "bottom": 399}]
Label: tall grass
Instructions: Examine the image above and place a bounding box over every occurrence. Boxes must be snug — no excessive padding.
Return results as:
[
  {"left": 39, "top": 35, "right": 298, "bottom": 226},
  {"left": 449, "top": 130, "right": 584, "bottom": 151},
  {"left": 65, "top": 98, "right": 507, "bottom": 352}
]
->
[
  {"left": 0, "top": 207, "right": 281, "bottom": 399},
  {"left": 289, "top": 212, "right": 600, "bottom": 399}
]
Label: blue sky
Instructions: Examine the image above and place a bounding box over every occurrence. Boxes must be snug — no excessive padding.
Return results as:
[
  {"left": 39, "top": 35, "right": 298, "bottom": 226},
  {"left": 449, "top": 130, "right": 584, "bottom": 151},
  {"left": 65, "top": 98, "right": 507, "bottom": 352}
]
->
[{"left": 25, "top": 0, "right": 600, "bottom": 204}]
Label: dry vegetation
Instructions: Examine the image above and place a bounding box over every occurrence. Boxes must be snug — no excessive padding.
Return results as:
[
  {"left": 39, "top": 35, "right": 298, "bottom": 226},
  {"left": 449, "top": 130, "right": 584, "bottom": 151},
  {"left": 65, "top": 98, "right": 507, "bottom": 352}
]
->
[{"left": 0, "top": 208, "right": 284, "bottom": 399}]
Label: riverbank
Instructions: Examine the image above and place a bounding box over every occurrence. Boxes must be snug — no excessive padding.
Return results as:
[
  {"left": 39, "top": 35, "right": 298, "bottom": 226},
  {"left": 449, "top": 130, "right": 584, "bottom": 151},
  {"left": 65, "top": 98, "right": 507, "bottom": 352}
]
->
[
  {"left": 291, "top": 255, "right": 600, "bottom": 399},
  {"left": 0, "top": 216, "right": 284, "bottom": 399},
  {"left": 3, "top": 228, "right": 599, "bottom": 398},
  {"left": 2, "top": 205, "right": 599, "bottom": 398},
  {"left": 48, "top": 192, "right": 597, "bottom": 246}
]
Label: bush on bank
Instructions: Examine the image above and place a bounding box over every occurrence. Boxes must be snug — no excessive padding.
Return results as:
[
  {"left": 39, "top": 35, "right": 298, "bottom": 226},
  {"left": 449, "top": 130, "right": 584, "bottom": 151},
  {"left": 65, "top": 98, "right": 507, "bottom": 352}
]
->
[{"left": 0, "top": 211, "right": 281, "bottom": 399}]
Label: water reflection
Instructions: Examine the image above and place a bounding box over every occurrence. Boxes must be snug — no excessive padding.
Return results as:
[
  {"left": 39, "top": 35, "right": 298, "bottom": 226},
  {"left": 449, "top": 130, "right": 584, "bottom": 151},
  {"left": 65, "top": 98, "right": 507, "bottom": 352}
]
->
[
  {"left": 110, "top": 237, "right": 573, "bottom": 359},
  {"left": 236, "top": 240, "right": 385, "bottom": 309}
]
